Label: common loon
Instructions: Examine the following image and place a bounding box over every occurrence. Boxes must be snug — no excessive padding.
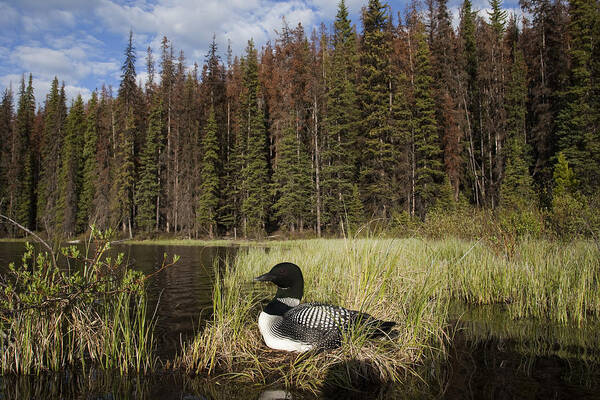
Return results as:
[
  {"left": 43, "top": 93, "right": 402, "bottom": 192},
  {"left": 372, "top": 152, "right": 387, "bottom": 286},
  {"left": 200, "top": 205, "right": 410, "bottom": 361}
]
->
[{"left": 254, "top": 262, "right": 395, "bottom": 352}]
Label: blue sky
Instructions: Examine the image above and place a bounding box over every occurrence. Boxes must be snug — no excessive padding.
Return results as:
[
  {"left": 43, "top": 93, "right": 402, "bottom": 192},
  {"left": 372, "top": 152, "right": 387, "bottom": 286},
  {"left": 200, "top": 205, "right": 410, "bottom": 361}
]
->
[{"left": 0, "top": 0, "right": 520, "bottom": 106}]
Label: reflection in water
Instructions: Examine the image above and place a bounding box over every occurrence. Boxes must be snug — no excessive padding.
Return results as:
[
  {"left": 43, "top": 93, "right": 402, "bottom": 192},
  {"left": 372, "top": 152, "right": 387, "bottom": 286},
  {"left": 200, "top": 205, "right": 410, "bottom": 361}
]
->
[
  {"left": 1, "top": 243, "right": 600, "bottom": 399},
  {"left": 441, "top": 303, "right": 600, "bottom": 399},
  {"left": 114, "top": 244, "right": 233, "bottom": 359},
  {"left": 259, "top": 389, "right": 293, "bottom": 400}
]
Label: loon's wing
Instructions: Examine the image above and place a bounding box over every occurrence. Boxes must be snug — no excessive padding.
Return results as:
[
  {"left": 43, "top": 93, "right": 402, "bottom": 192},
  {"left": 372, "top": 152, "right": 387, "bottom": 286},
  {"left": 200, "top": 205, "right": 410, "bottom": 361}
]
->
[
  {"left": 284, "top": 303, "right": 396, "bottom": 341},
  {"left": 283, "top": 302, "right": 358, "bottom": 330},
  {"left": 272, "top": 303, "right": 356, "bottom": 349}
]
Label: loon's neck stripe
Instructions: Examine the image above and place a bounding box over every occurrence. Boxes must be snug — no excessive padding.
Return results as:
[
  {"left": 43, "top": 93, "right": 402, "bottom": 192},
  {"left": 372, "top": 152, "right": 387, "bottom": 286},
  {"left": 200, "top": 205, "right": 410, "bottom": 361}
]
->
[{"left": 277, "top": 297, "right": 300, "bottom": 307}]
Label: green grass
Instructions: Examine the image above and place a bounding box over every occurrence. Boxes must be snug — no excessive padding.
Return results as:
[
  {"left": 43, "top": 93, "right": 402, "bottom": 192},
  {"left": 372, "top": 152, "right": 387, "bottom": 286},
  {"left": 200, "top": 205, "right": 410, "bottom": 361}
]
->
[
  {"left": 175, "top": 239, "right": 450, "bottom": 392},
  {"left": 174, "top": 237, "right": 600, "bottom": 392}
]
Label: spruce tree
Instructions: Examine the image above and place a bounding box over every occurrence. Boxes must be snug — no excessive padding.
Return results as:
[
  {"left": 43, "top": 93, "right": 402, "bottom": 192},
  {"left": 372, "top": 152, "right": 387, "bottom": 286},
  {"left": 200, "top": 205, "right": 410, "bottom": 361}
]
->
[
  {"left": 112, "top": 32, "right": 138, "bottom": 236},
  {"left": 240, "top": 40, "right": 270, "bottom": 237},
  {"left": 555, "top": 0, "right": 598, "bottom": 193},
  {"left": 459, "top": 0, "right": 484, "bottom": 205},
  {"left": 136, "top": 99, "right": 163, "bottom": 232},
  {"left": 272, "top": 121, "right": 312, "bottom": 232},
  {"left": 358, "top": 0, "right": 397, "bottom": 218},
  {"left": 197, "top": 106, "right": 220, "bottom": 237},
  {"left": 0, "top": 88, "right": 13, "bottom": 231},
  {"left": 488, "top": 0, "right": 508, "bottom": 38},
  {"left": 111, "top": 107, "right": 136, "bottom": 235},
  {"left": 16, "top": 76, "right": 36, "bottom": 230},
  {"left": 57, "top": 95, "right": 85, "bottom": 236},
  {"left": 323, "top": 0, "right": 362, "bottom": 232},
  {"left": 93, "top": 86, "right": 114, "bottom": 230},
  {"left": 413, "top": 23, "right": 445, "bottom": 216},
  {"left": 219, "top": 56, "right": 246, "bottom": 237},
  {"left": 553, "top": 152, "right": 578, "bottom": 196},
  {"left": 37, "top": 77, "right": 66, "bottom": 231},
  {"left": 77, "top": 91, "right": 99, "bottom": 232},
  {"left": 500, "top": 45, "right": 534, "bottom": 208},
  {"left": 120, "top": 30, "right": 138, "bottom": 111},
  {"left": 431, "top": 0, "right": 462, "bottom": 200}
]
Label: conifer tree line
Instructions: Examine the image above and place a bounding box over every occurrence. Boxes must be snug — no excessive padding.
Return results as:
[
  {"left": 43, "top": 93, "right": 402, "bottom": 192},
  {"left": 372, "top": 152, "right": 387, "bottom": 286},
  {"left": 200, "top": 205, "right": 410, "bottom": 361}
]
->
[{"left": 0, "top": 0, "right": 599, "bottom": 239}]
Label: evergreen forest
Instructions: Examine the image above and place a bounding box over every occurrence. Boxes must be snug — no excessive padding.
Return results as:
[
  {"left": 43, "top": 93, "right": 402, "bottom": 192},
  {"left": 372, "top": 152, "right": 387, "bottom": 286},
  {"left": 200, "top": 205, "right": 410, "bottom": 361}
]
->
[{"left": 1, "top": 0, "right": 599, "bottom": 239}]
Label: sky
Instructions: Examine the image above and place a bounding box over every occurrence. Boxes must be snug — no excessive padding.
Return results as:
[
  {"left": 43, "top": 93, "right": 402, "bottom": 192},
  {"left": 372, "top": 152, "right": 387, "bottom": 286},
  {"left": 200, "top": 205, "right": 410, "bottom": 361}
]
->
[{"left": 0, "top": 0, "right": 521, "bottom": 106}]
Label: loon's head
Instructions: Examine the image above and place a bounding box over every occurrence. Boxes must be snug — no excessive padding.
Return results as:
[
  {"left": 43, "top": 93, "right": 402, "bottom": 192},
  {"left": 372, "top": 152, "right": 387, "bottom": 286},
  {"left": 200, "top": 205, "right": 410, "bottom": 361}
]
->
[{"left": 254, "top": 262, "right": 304, "bottom": 302}]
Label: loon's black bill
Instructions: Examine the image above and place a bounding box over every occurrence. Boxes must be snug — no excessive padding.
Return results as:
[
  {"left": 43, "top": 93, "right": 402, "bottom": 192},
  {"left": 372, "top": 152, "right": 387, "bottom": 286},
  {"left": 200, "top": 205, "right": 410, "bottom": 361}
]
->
[{"left": 254, "top": 272, "right": 275, "bottom": 282}]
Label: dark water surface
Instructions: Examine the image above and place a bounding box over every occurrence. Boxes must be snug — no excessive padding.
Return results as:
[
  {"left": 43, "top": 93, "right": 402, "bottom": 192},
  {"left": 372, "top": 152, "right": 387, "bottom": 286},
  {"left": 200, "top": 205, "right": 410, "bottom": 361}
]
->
[{"left": 0, "top": 242, "right": 599, "bottom": 399}]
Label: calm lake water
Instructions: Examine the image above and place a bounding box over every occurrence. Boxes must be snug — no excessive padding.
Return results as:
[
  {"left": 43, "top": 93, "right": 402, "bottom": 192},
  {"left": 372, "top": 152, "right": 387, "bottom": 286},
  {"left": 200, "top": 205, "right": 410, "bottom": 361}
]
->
[{"left": 0, "top": 241, "right": 599, "bottom": 399}]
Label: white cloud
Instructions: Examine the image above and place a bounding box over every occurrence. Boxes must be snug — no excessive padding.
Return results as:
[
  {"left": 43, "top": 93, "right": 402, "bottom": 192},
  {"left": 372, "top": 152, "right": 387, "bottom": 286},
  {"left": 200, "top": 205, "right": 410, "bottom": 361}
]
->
[
  {"left": 22, "top": 9, "right": 77, "bottom": 33},
  {"left": 95, "top": 0, "right": 333, "bottom": 61},
  {"left": 0, "top": 74, "right": 91, "bottom": 104},
  {"left": 0, "top": 74, "right": 23, "bottom": 92},
  {"left": 0, "top": 2, "right": 19, "bottom": 28}
]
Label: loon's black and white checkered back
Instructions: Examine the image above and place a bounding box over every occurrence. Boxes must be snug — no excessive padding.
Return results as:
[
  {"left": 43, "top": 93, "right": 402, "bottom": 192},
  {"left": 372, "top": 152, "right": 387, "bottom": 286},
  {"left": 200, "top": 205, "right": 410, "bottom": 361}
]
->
[
  {"left": 285, "top": 302, "right": 357, "bottom": 330},
  {"left": 267, "top": 302, "right": 383, "bottom": 349}
]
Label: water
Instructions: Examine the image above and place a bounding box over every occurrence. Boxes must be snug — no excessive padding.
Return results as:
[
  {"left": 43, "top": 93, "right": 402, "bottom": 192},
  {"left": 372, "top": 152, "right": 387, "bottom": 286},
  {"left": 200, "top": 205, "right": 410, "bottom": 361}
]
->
[{"left": 0, "top": 242, "right": 599, "bottom": 399}]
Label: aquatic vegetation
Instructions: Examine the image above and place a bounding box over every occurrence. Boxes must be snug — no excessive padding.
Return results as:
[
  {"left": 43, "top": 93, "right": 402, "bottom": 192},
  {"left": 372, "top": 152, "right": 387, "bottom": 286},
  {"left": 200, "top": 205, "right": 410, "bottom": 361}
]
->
[
  {"left": 0, "top": 229, "right": 157, "bottom": 375},
  {"left": 176, "top": 237, "right": 599, "bottom": 391},
  {"left": 1, "top": 233, "right": 598, "bottom": 395},
  {"left": 176, "top": 240, "right": 450, "bottom": 392}
]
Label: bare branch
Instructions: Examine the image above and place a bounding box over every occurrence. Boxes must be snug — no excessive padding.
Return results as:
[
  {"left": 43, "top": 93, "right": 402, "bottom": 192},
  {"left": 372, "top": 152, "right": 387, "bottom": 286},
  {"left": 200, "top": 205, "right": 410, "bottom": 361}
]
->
[{"left": 0, "top": 213, "right": 57, "bottom": 268}]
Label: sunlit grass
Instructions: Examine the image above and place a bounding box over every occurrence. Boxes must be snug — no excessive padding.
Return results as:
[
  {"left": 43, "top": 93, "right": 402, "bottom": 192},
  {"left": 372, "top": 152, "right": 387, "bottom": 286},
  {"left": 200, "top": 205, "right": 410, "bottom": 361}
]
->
[
  {"left": 175, "top": 239, "right": 450, "bottom": 392},
  {"left": 175, "top": 237, "right": 600, "bottom": 391}
]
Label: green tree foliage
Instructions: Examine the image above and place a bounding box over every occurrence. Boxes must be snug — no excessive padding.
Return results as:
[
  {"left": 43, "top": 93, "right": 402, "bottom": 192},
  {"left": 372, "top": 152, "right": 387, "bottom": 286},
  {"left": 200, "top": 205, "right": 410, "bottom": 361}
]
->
[
  {"left": 553, "top": 152, "right": 578, "bottom": 196},
  {"left": 550, "top": 152, "right": 583, "bottom": 237},
  {"left": 0, "top": 6, "right": 597, "bottom": 239},
  {"left": 555, "top": 0, "right": 599, "bottom": 193},
  {"left": 0, "top": 88, "right": 15, "bottom": 232},
  {"left": 358, "top": 0, "right": 398, "bottom": 218},
  {"left": 272, "top": 121, "right": 312, "bottom": 232},
  {"left": 413, "top": 24, "right": 445, "bottom": 217},
  {"left": 4, "top": 78, "right": 35, "bottom": 235},
  {"left": 119, "top": 31, "right": 138, "bottom": 111},
  {"left": 459, "top": 0, "right": 484, "bottom": 205},
  {"left": 111, "top": 108, "right": 136, "bottom": 236},
  {"left": 112, "top": 32, "right": 139, "bottom": 237},
  {"left": 91, "top": 86, "right": 115, "bottom": 231},
  {"left": 488, "top": 0, "right": 508, "bottom": 37},
  {"left": 500, "top": 45, "right": 534, "bottom": 208},
  {"left": 240, "top": 40, "right": 270, "bottom": 237},
  {"left": 197, "top": 106, "right": 220, "bottom": 237},
  {"left": 38, "top": 77, "right": 67, "bottom": 231},
  {"left": 77, "top": 92, "right": 99, "bottom": 232},
  {"left": 431, "top": 0, "right": 462, "bottom": 200},
  {"left": 519, "top": 0, "right": 570, "bottom": 196},
  {"left": 136, "top": 99, "right": 163, "bottom": 233},
  {"left": 57, "top": 95, "right": 85, "bottom": 236},
  {"left": 322, "top": 0, "right": 362, "bottom": 232}
]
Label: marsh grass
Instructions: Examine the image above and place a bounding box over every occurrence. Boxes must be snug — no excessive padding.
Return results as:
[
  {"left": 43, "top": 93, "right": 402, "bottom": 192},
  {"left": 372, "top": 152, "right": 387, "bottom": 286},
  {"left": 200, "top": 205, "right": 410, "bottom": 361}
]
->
[
  {"left": 175, "top": 239, "right": 450, "bottom": 392},
  {"left": 0, "top": 230, "right": 156, "bottom": 375},
  {"left": 175, "top": 237, "right": 599, "bottom": 391}
]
